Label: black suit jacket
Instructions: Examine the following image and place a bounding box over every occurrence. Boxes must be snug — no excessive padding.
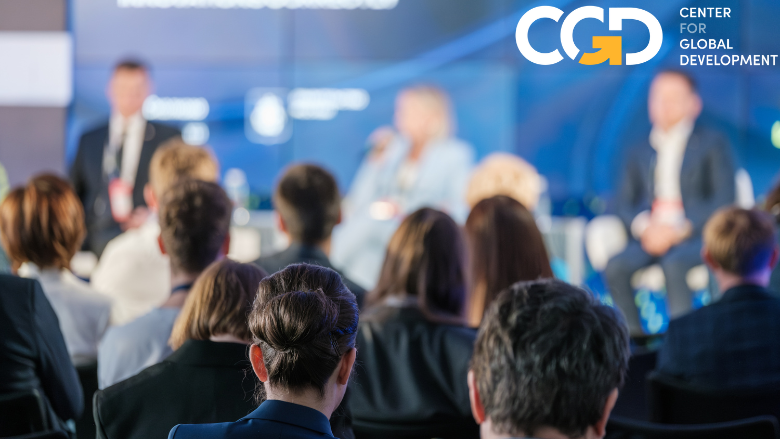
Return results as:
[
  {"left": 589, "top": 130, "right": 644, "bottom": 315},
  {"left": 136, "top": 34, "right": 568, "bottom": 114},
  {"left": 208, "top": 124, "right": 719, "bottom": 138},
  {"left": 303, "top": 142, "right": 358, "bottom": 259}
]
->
[
  {"left": 255, "top": 244, "right": 366, "bottom": 309},
  {"left": 616, "top": 125, "right": 736, "bottom": 237},
  {"left": 0, "top": 275, "right": 83, "bottom": 431},
  {"left": 94, "top": 340, "right": 355, "bottom": 439},
  {"left": 69, "top": 121, "right": 180, "bottom": 256},
  {"left": 657, "top": 285, "right": 780, "bottom": 388},
  {"left": 350, "top": 306, "right": 479, "bottom": 436}
]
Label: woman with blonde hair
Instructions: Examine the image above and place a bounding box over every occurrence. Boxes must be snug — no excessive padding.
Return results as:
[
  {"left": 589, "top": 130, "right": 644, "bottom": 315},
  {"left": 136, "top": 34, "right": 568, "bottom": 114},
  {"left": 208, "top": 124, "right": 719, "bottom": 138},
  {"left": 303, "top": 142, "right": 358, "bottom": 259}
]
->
[
  {"left": 0, "top": 174, "right": 111, "bottom": 362},
  {"left": 334, "top": 85, "right": 475, "bottom": 289},
  {"left": 93, "top": 260, "right": 266, "bottom": 439}
]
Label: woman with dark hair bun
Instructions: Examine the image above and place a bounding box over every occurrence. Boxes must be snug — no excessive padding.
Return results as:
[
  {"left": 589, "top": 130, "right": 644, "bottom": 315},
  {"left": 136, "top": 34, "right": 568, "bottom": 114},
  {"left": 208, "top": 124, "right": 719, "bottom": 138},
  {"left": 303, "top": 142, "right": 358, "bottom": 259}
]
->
[
  {"left": 168, "top": 263, "right": 359, "bottom": 439},
  {"left": 350, "top": 208, "right": 479, "bottom": 438}
]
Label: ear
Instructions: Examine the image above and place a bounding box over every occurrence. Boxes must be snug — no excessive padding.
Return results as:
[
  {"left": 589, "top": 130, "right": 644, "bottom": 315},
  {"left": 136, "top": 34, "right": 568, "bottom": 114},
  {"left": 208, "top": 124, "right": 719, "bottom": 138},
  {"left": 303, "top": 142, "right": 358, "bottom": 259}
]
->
[
  {"left": 158, "top": 234, "right": 167, "bottom": 256},
  {"left": 467, "top": 370, "right": 486, "bottom": 424},
  {"left": 143, "top": 184, "right": 157, "bottom": 211},
  {"left": 249, "top": 344, "right": 268, "bottom": 382},
  {"left": 275, "top": 212, "right": 288, "bottom": 235},
  {"left": 701, "top": 247, "right": 718, "bottom": 272},
  {"left": 221, "top": 232, "right": 231, "bottom": 257},
  {"left": 335, "top": 208, "right": 342, "bottom": 226},
  {"left": 770, "top": 246, "right": 779, "bottom": 270},
  {"left": 691, "top": 93, "right": 703, "bottom": 119},
  {"left": 593, "top": 388, "right": 619, "bottom": 438},
  {"left": 337, "top": 348, "right": 357, "bottom": 386}
]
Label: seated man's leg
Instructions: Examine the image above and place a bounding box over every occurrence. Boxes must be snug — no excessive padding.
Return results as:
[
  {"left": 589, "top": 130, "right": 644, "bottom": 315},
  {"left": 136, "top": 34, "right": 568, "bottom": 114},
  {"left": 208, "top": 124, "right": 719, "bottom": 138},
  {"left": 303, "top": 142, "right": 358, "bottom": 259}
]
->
[
  {"left": 604, "top": 241, "right": 656, "bottom": 335},
  {"left": 660, "top": 238, "right": 703, "bottom": 319}
]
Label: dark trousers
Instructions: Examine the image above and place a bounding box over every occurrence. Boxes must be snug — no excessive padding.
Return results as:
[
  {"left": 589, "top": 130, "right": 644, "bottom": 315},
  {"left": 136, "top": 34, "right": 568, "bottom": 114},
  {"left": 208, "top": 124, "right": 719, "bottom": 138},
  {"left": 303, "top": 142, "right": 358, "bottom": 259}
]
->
[{"left": 604, "top": 238, "right": 703, "bottom": 335}]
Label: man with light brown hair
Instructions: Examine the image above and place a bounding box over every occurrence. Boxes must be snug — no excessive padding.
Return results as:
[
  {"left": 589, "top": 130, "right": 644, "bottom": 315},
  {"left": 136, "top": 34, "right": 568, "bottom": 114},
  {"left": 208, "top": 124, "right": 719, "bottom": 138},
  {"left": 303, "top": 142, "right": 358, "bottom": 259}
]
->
[
  {"left": 657, "top": 207, "right": 780, "bottom": 388},
  {"left": 91, "top": 138, "right": 219, "bottom": 325}
]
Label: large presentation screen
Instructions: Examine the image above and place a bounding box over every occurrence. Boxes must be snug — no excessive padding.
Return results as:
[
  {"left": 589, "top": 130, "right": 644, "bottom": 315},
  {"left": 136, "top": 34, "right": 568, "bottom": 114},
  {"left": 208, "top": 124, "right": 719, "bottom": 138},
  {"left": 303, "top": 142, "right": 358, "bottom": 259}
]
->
[{"left": 70, "top": 0, "right": 780, "bottom": 209}]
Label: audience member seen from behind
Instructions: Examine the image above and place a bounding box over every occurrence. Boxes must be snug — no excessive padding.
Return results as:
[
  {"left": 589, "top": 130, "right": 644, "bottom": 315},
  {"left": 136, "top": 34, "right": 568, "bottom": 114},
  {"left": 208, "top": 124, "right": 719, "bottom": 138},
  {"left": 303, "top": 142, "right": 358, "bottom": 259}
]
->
[
  {"left": 255, "top": 164, "right": 366, "bottom": 308},
  {"left": 0, "top": 174, "right": 111, "bottom": 364},
  {"left": 98, "top": 179, "right": 232, "bottom": 388},
  {"left": 70, "top": 60, "right": 180, "bottom": 256},
  {"left": 0, "top": 275, "right": 83, "bottom": 435},
  {"left": 762, "top": 182, "right": 780, "bottom": 293},
  {"left": 91, "top": 139, "right": 219, "bottom": 325},
  {"left": 465, "top": 152, "right": 542, "bottom": 211},
  {"left": 94, "top": 260, "right": 266, "bottom": 439},
  {"left": 168, "top": 263, "right": 358, "bottom": 439},
  {"left": 332, "top": 85, "right": 474, "bottom": 289},
  {"left": 605, "top": 70, "right": 735, "bottom": 335},
  {"left": 657, "top": 207, "right": 780, "bottom": 388},
  {"left": 468, "top": 279, "right": 629, "bottom": 439},
  {"left": 465, "top": 195, "right": 553, "bottom": 327},
  {"left": 350, "top": 208, "right": 478, "bottom": 437}
]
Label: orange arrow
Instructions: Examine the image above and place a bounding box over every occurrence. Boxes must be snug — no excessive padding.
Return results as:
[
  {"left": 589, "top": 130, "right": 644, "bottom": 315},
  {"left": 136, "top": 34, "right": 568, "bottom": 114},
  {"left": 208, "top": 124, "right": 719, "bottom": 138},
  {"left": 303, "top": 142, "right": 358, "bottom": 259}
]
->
[{"left": 579, "top": 36, "right": 622, "bottom": 65}]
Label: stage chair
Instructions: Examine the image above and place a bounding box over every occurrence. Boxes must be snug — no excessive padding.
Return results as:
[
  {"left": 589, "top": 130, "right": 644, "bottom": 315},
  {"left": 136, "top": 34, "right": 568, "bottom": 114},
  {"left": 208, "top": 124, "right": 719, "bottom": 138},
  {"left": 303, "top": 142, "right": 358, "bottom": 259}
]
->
[
  {"left": 606, "top": 414, "right": 779, "bottom": 439},
  {"left": 0, "top": 389, "right": 49, "bottom": 437},
  {"left": 648, "top": 372, "right": 780, "bottom": 424}
]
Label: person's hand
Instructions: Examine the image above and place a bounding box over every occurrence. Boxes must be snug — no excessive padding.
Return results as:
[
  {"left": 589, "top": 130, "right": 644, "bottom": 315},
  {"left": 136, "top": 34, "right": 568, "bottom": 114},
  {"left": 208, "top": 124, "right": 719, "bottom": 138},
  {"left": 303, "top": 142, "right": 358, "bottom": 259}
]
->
[
  {"left": 366, "top": 126, "right": 396, "bottom": 162},
  {"left": 121, "top": 206, "right": 150, "bottom": 231},
  {"left": 641, "top": 223, "right": 678, "bottom": 256}
]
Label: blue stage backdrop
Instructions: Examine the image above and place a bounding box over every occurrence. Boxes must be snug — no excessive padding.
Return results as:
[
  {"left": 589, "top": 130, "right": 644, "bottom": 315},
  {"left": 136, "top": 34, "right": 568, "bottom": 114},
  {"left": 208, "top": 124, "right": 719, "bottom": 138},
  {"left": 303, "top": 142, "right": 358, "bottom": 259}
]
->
[{"left": 69, "top": 0, "right": 780, "bottom": 213}]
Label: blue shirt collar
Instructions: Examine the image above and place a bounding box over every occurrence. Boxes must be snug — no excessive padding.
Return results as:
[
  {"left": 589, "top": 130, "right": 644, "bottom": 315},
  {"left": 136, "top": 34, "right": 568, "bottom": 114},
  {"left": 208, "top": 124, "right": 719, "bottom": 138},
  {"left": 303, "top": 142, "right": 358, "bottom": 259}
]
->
[{"left": 242, "top": 400, "right": 334, "bottom": 437}]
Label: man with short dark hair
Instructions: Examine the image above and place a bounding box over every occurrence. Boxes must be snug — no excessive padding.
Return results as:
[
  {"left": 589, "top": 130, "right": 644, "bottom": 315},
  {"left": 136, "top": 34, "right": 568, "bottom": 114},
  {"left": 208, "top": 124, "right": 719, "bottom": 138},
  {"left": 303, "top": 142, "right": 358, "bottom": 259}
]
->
[
  {"left": 255, "top": 164, "right": 365, "bottom": 307},
  {"left": 657, "top": 207, "right": 780, "bottom": 388},
  {"left": 606, "top": 69, "right": 736, "bottom": 335},
  {"left": 70, "top": 60, "right": 180, "bottom": 256},
  {"left": 468, "top": 279, "right": 630, "bottom": 439},
  {"left": 97, "top": 179, "right": 232, "bottom": 388}
]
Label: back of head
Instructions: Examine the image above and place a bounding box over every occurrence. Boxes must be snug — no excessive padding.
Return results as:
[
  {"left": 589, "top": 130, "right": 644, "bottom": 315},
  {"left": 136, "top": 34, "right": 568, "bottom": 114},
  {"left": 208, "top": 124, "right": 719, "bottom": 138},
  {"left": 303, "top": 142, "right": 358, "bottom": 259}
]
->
[
  {"left": 274, "top": 164, "right": 340, "bottom": 246},
  {"left": 704, "top": 207, "right": 777, "bottom": 277},
  {"left": 159, "top": 179, "right": 232, "bottom": 275},
  {"left": 170, "top": 259, "right": 267, "bottom": 349},
  {"left": 149, "top": 138, "right": 219, "bottom": 199},
  {"left": 0, "top": 174, "right": 85, "bottom": 271},
  {"left": 465, "top": 196, "right": 553, "bottom": 325},
  {"left": 465, "top": 153, "right": 542, "bottom": 211},
  {"left": 371, "top": 208, "right": 466, "bottom": 323},
  {"left": 471, "top": 279, "right": 629, "bottom": 438},
  {"left": 249, "top": 264, "right": 358, "bottom": 396}
]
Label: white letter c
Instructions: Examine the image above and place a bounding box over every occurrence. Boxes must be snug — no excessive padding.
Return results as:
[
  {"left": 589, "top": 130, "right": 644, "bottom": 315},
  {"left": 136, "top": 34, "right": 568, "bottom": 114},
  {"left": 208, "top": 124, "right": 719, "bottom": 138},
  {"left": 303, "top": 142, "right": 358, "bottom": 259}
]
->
[{"left": 516, "top": 6, "right": 564, "bottom": 65}]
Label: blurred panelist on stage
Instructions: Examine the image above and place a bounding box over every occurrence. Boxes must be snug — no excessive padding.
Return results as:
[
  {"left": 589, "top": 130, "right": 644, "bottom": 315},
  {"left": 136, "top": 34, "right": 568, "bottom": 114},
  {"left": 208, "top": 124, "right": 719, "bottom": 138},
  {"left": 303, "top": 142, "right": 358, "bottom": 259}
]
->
[
  {"left": 332, "top": 85, "right": 474, "bottom": 288},
  {"left": 70, "top": 60, "right": 180, "bottom": 257},
  {"left": 605, "top": 70, "right": 736, "bottom": 335}
]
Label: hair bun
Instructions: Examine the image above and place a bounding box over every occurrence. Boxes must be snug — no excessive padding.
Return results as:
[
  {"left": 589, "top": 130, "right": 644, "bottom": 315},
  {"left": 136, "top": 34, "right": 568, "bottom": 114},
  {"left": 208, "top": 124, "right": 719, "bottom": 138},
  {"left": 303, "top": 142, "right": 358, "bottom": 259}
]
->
[{"left": 257, "top": 289, "right": 339, "bottom": 354}]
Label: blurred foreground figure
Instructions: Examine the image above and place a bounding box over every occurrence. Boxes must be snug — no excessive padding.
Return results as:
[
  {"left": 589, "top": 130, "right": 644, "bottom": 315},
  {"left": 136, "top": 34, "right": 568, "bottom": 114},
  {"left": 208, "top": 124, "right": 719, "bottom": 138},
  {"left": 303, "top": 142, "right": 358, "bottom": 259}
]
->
[
  {"left": 332, "top": 85, "right": 474, "bottom": 288},
  {"left": 658, "top": 208, "right": 780, "bottom": 387},
  {"left": 468, "top": 279, "right": 629, "bottom": 439},
  {"left": 605, "top": 70, "right": 735, "bottom": 335},
  {"left": 70, "top": 60, "right": 180, "bottom": 256},
  {"left": 0, "top": 174, "right": 111, "bottom": 363}
]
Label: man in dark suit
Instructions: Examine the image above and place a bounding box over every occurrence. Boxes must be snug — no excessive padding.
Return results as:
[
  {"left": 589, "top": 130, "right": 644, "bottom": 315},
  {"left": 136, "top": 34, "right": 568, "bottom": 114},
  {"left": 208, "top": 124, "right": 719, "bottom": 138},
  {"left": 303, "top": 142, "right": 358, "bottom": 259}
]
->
[
  {"left": 0, "top": 275, "right": 83, "bottom": 435},
  {"left": 605, "top": 70, "right": 735, "bottom": 335},
  {"left": 255, "top": 164, "right": 366, "bottom": 308},
  {"left": 657, "top": 207, "right": 780, "bottom": 388},
  {"left": 69, "top": 60, "right": 180, "bottom": 256}
]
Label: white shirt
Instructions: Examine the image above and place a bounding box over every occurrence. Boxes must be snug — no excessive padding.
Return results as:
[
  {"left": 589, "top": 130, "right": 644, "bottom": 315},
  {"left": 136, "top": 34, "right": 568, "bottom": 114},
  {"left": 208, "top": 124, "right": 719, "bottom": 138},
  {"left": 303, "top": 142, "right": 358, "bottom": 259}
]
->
[
  {"left": 97, "top": 306, "right": 180, "bottom": 388},
  {"left": 19, "top": 263, "right": 112, "bottom": 363},
  {"left": 90, "top": 217, "right": 170, "bottom": 325},
  {"left": 631, "top": 120, "right": 694, "bottom": 238},
  {"left": 109, "top": 112, "right": 147, "bottom": 186}
]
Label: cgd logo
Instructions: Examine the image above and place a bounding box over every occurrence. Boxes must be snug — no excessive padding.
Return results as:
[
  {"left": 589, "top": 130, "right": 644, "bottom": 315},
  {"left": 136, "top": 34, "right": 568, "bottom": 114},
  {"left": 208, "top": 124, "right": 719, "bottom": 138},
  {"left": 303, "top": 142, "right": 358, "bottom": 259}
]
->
[{"left": 516, "top": 6, "right": 663, "bottom": 65}]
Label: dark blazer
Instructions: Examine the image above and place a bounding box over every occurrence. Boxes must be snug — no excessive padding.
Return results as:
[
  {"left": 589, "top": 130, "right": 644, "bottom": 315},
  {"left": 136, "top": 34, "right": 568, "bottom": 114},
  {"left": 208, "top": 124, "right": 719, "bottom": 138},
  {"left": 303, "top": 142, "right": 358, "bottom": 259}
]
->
[
  {"left": 657, "top": 284, "right": 780, "bottom": 388},
  {"left": 0, "top": 275, "right": 83, "bottom": 431},
  {"left": 69, "top": 121, "right": 180, "bottom": 256},
  {"left": 255, "top": 244, "right": 366, "bottom": 309},
  {"left": 616, "top": 125, "right": 735, "bottom": 237},
  {"left": 169, "top": 400, "right": 335, "bottom": 439},
  {"left": 94, "top": 340, "right": 257, "bottom": 439},
  {"left": 350, "top": 305, "right": 478, "bottom": 436}
]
